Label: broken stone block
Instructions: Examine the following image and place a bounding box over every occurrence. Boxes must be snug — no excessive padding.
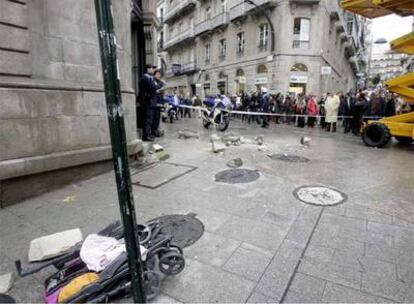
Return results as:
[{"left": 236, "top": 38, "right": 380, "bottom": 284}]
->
[
  {"left": 154, "top": 150, "right": 170, "bottom": 161},
  {"left": 300, "top": 136, "right": 311, "bottom": 146},
  {"left": 151, "top": 144, "right": 164, "bottom": 153},
  {"left": 178, "top": 130, "right": 200, "bottom": 139},
  {"left": 258, "top": 145, "right": 268, "bottom": 152},
  {"left": 227, "top": 158, "right": 243, "bottom": 168},
  {"left": 0, "top": 273, "right": 14, "bottom": 294},
  {"left": 255, "top": 135, "right": 264, "bottom": 146},
  {"left": 211, "top": 141, "right": 226, "bottom": 153},
  {"left": 28, "top": 229, "right": 83, "bottom": 262},
  {"left": 136, "top": 154, "right": 159, "bottom": 166},
  {"left": 210, "top": 134, "right": 221, "bottom": 142}
]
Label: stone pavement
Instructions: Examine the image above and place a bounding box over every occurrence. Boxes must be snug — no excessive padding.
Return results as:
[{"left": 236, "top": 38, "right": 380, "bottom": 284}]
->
[{"left": 1, "top": 117, "right": 414, "bottom": 303}]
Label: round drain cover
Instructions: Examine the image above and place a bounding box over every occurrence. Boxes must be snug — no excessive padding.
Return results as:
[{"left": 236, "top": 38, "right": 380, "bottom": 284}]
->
[
  {"left": 268, "top": 153, "right": 310, "bottom": 163},
  {"left": 215, "top": 169, "right": 260, "bottom": 184},
  {"left": 294, "top": 186, "right": 347, "bottom": 206},
  {"left": 149, "top": 213, "right": 204, "bottom": 248}
]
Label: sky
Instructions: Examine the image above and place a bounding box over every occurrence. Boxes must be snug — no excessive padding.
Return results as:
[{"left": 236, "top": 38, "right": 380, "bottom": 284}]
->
[{"left": 371, "top": 15, "right": 413, "bottom": 42}]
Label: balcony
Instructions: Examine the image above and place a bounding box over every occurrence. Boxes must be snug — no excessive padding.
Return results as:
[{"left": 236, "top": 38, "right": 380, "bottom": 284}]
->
[
  {"left": 165, "top": 61, "right": 198, "bottom": 77},
  {"left": 195, "top": 19, "right": 212, "bottom": 36},
  {"left": 195, "top": 12, "right": 229, "bottom": 37},
  {"left": 229, "top": 0, "right": 277, "bottom": 21},
  {"left": 289, "top": 0, "right": 320, "bottom": 4},
  {"left": 163, "top": 28, "right": 195, "bottom": 50},
  {"left": 212, "top": 12, "right": 229, "bottom": 29},
  {"left": 163, "top": 0, "right": 196, "bottom": 24}
]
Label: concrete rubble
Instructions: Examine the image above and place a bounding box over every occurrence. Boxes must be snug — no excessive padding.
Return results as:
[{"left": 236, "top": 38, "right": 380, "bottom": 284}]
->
[
  {"left": 28, "top": 229, "right": 83, "bottom": 262},
  {"left": 255, "top": 135, "right": 264, "bottom": 146},
  {"left": 178, "top": 130, "right": 200, "bottom": 139},
  {"left": 226, "top": 158, "right": 243, "bottom": 168},
  {"left": 300, "top": 136, "right": 312, "bottom": 146},
  {"left": 0, "top": 273, "right": 14, "bottom": 294},
  {"left": 210, "top": 134, "right": 226, "bottom": 153},
  {"left": 150, "top": 144, "right": 170, "bottom": 161}
]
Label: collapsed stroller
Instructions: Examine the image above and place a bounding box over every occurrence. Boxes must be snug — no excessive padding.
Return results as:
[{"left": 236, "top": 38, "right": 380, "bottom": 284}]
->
[{"left": 15, "top": 220, "right": 185, "bottom": 303}]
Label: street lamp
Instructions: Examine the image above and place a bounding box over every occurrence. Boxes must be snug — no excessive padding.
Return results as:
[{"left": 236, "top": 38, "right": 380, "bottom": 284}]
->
[{"left": 244, "top": 0, "right": 275, "bottom": 53}]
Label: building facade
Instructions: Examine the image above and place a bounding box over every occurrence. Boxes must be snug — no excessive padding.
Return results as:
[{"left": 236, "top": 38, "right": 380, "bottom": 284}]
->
[
  {"left": 0, "top": 0, "right": 158, "bottom": 205},
  {"left": 369, "top": 51, "right": 409, "bottom": 82},
  {"left": 159, "top": 0, "right": 367, "bottom": 98}
]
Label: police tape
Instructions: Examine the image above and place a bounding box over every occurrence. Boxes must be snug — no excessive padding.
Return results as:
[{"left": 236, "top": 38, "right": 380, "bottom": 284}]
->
[{"left": 177, "top": 105, "right": 383, "bottom": 120}]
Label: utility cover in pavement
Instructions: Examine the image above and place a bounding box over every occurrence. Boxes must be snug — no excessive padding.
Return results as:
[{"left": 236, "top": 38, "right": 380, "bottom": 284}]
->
[
  {"left": 149, "top": 213, "right": 204, "bottom": 248},
  {"left": 215, "top": 169, "right": 260, "bottom": 184},
  {"left": 268, "top": 153, "right": 310, "bottom": 163},
  {"left": 131, "top": 162, "right": 197, "bottom": 189},
  {"left": 294, "top": 186, "right": 347, "bottom": 206}
]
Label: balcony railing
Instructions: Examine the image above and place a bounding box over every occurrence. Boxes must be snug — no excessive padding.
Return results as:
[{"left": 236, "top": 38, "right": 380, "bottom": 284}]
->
[
  {"left": 229, "top": 0, "right": 276, "bottom": 21},
  {"left": 164, "top": 0, "right": 196, "bottom": 24},
  {"left": 211, "top": 12, "right": 229, "bottom": 29},
  {"left": 195, "top": 19, "right": 212, "bottom": 36},
  {"left": 163, "top": 27, "right": 195, "bottom": 50},
  {"left": 166, "top": 61, "right": 198, "bottom": 76}
]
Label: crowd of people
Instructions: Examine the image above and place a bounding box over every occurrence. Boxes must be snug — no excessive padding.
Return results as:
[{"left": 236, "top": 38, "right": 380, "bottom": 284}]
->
[
  {"left": 138, "top": 63, "right": 412, "bottom": 141},
  {"left": 185, "top": 89, "right": 412, "bottom": 136}
]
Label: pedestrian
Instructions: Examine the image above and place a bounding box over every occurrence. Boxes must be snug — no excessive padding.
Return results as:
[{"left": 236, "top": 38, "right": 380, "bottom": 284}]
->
[
  {"left": 384, "top": 93, "right": 396, "bottom": 117},
  {"left": 352, "top": 91, "right": 368, "bottom": 136},
  {"left": 318, "top": 94, "right": 327, "bottom": 129},
  {"left": 281, "top": 94, "right": 293, "bottom": 124},
  {"left": 339, "top": 92, "right": 353, "bottom": 133},
  {"left": 295, "top": 93, "right": 306, "bottom": 128},
  {"left": 325, "top": 92, "right": 340, "bottom": 132},
  {"left": 139, "top": 64, "right": 158, "bottom": 142},
  {"left": 152, "top": 69, "right": 165, "bottom": 137},
  {"left": 370, "top": 91, "right": 385, "bottom": 119},
  {"left": 306, "top": 94, "right": 318, "bottom": 128},
  {"left": 260, "top": 88, "right": 270, "bottom": 128}
]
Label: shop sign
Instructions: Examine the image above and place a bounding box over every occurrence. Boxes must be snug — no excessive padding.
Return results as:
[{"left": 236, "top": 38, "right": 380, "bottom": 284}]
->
[
  {"left": 290, "top": 75, "right": 308, "bottom": 84},
  {"left": 255, "top": 77, "right": 268, "bottom": 84}
]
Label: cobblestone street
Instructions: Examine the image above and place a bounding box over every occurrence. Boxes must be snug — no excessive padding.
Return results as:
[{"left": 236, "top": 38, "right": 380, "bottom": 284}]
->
[{"left": 1, "top": 118, "right": 414, "bottom": 303}]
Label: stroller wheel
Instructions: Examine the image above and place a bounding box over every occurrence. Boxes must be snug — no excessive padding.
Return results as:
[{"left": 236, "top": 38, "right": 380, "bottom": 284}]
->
[
  {"left": 159, "top": 252, "right": 185, "bottom": 276},
  {"left": 143, "top": 270, "right": 160, "bottom": 301},
  {"left": 168, "top": 243, "right": 183, "bottom": 255},
  {"left": 137, "top": 224, "right": 151, "bottom": 244}
]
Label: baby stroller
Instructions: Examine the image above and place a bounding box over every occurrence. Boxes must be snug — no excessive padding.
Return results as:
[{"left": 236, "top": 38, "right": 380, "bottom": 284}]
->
[{"left": 15, "top": 220, "right": 185, "bottom": 303}]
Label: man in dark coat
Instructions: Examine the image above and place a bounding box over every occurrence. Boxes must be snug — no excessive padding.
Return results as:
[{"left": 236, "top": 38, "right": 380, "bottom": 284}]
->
[
  {"left": 339, "top": 92, "right": 354, "bottom": 133},
  {"left": 139, "top": 64, "right": 158, "bottom": 141}
]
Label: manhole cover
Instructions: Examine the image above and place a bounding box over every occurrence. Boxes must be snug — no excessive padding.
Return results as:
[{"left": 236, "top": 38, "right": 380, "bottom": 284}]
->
[
  {"left": 268, "top": 153, "right": 310, "bottom": 163},
  {"left": 293, "top": 186, "right": 347, "bottom": 206},
  {"left": 215, "top": 169, "right": 260, "bottom": 184},
  {"left": 149, "top": 213, "right": 204, "bottom": 248}
]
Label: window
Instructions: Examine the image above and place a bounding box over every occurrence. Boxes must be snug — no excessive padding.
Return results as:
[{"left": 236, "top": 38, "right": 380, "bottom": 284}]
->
[
  {"left": 221, "top": 0, "right": 227, "bottom": 13},
  {"left": 236, "top": 68, "right": 244, "bottom": 77},
  {"left": 219, "top": 39, "right": 226, "bottom": 61},
  {"left": 205, "top": 44, "right": 211, "bottom": 64},
  {"left": 346, "top": 14, "right": 354, "bottom": 36},
  {"left": 293, "top": 18, "right": 310, "bottom": 49},
  {"left": 205, "top": 74, "right": 210, "bottom": 81},
  {"left": 290, "top": 63, "right": 308, "bottom": 72},
  {"left": 160, "top": 8, "right": 164, "bottom": 22},
  {"left": 237, "top": 32, "right": 245, "bottom": 56},
  {"left": 258, "top": 24, "right": 269, "bottom": 51},
  {"left": 257, "top": 64, "right": 268, "bottom": 74},
  {"left": 206, "top": 7, "right": 212, "bottom": 20}
]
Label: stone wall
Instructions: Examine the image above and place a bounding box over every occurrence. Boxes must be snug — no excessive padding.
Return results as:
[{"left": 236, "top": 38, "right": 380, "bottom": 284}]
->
[{"left": 0, "top": 0, "right": 140, "bottom": 204}]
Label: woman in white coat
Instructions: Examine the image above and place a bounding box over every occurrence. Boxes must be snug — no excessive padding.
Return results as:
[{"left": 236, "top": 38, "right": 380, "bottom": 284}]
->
[{"left": 325, "top": 92, "right": 340, "bottom": 132}]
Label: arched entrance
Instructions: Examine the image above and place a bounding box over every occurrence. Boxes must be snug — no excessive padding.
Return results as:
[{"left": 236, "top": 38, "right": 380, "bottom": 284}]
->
[
  {"left": 289, "top": 63, "right": 308, "bottom": 95},
  {"left": 255, "top": 64, "right": 268, "bottom": 91},
  {"left": 235, "top": 68, "right": 246, "bottom": 94}
]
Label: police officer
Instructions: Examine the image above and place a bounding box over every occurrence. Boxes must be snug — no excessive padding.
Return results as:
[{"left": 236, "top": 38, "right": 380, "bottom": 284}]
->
[{"left": 139, "top": 64, "right": 157, "bottom": 142}]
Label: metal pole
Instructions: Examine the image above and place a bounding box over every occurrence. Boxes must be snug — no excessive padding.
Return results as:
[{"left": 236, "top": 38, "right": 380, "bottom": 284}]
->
[
  {"left": 244, "top": 0, "right": 275, "bottom": 53},
  {"left": 94, "top": 1, "right": 146, "bottom": 302}
]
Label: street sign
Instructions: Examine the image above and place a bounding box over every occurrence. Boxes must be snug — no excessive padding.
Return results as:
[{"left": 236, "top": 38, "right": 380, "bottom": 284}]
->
[
  {"left": 255, "top": 77, "right": 268, "bottom": 84},
  {"left": 321, "top": 66, "right": 332, "bottom": 75},
  {"left": 356, "top": 72, "right": 365, "bottom": 77},
  {"left": 195, "top": 83, "right": 202, "bottom": 88},
  {"left": 266, "top": 55, "right": 274, "bottom": 62}
]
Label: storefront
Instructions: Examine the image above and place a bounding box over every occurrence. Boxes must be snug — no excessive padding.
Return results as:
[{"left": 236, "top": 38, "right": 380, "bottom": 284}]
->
[
  {"left": 289, "top": 75, "right": 308, "bottom": 95},
  {"left": 255, "top": 76, "right": 268, "bottom": 91}
]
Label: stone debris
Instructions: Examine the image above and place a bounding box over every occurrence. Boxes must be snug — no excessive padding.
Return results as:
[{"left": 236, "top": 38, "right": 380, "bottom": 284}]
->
[
  {"left": 227, "top": 158, "right": 243, "bottom": 168},
  {"left": 210, "top": 134, "right": 226, "bottom": 153},
  {"left": 255, "top": 135, "right": 264, "bottom": 146},
  {"left": 136, "top": 154, "right": 159, "bottom": 166},
  {"left": 257, "top": 145, "right": 269, "bottom": 152},
  {"left": 222, "top": 133, "right": 241, "bottom": 146},
  {"left": 62, "top": 196, "right": 76, "bottom": 203},
  {"left": 300, "top": 136, "right": 312, "bottom": 146},
  {"left": 0, "top": 273, "right": 14, "bottom": 294},
  {"left": 150, "top": 144, "right": 170, "bottom": 161},
  {"left": 29, "top": 229, "right": 83, "bottom": 262},
  {"left": 178, "top": 130, "right": 200, "bottom": 139}
]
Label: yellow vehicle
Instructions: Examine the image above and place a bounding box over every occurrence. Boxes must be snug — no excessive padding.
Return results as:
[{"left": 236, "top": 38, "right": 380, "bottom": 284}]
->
[{"left": 341, "top": 0, "right": 414, "bottom": 147}]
